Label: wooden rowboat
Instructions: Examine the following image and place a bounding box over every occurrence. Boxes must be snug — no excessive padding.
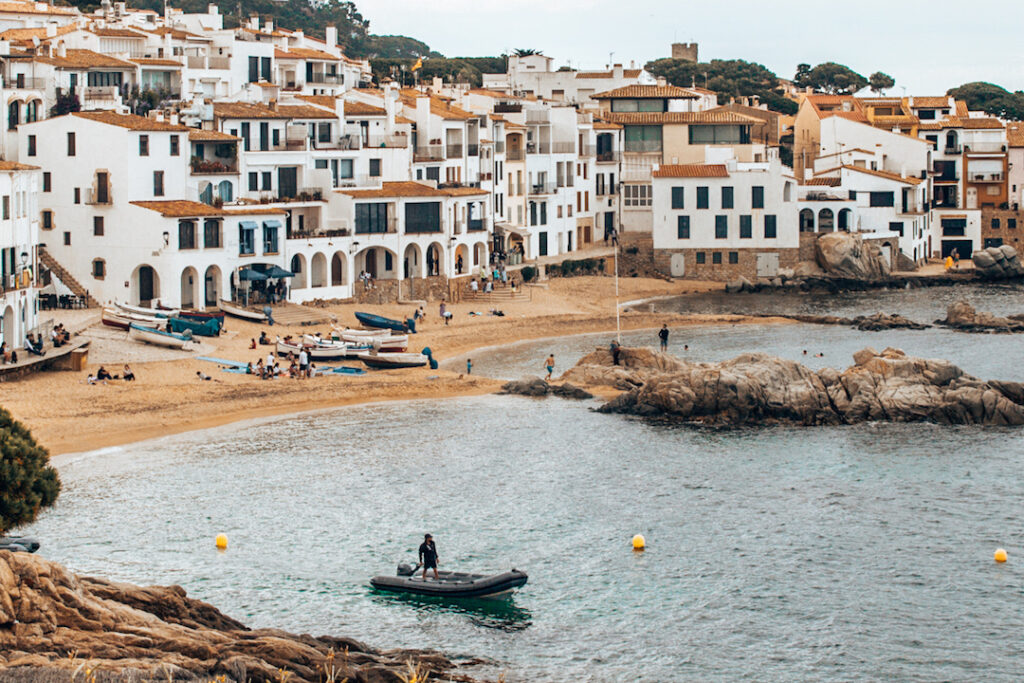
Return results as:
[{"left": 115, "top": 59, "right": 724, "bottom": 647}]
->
[
  {"left": 115, "top": 301, "right": 177, "bottom": 317},
  {"left": 354, "top": 311, "right": 410, "bottom": 333},
  {"left": 128, "top": 323, "right": 197, "bottom": 351},
  {"left": 360, "top": 352, "right": 428, "bottom": 369},
  {"left": 219, "top": 300, "right": 268, "bottom": 323}
]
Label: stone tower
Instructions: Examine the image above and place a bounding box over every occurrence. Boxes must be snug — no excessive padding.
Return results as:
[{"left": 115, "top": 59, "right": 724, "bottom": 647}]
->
[{"left": 671, "top": 43, "right": 698, "bottom": 62}]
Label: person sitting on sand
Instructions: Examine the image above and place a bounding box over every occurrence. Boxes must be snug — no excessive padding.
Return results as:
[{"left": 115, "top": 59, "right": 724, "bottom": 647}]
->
[
  {"left": 246, "top": 362, "right": 254, "bottom": 375},
  {"left": 259, "top": 331, "right": 270, "bottom": 345},
  {"left": 249, "top": 338, "right": 256, "bottom": 349},
  {"left": 196, "top": 371, "right": 212, "bottom": 381},
  {"left": 123, "top": 364, "right": 135, "bottom": 381},
  {"left": 288, "top": 360, "right": 299, "bottom": 378},
  {"left": 96, "top": 366, "right": 113, "bottom": 381}
]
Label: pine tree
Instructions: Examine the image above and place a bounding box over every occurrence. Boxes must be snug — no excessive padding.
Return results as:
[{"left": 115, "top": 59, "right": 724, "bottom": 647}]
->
[{"left": 0, "top": 408, "right": 60, "bottom": 534}]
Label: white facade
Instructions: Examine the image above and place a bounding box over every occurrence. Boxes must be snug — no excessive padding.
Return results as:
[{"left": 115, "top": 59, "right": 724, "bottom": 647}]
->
[{"left": 0, "top": 162, "right": 40, "bottom": 349}]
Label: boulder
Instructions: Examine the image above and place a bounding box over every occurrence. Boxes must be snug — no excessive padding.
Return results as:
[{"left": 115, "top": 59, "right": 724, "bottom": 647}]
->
[
  {"left": 814, "top": 232, "right": 891, "bottom": 280},
  {"left": 724, "top": 275, "right": 753, "bottom": 293},
  {"left": 793, "top": 261, "right": 825, "bottom": 278},
  {"left": 565, "top": 346, "right": 1024, "bottom": 427},
  {"left": 935, "top": 300, "right": 1024, "bottom": 333}
]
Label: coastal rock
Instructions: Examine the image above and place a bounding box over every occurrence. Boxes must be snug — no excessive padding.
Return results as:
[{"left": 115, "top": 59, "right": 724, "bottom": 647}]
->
[
  {"left": 724, "top": 276, "right": 754, "bottom": 294},
  {"left": 935, "top": 300, "right": 1024, "bottom": 333},
  {"left": 0, "top": 552, "right": 469, "bottom": 683},
  {"left": 499, "top": 378, "right": 593, "bottom": 399},
  {"left": 814, "top": 233, "right": 890, "bottom": 280},
  {"left": 973, "top": 245, "right": 1024, "bottom": 279},
  {"left": 570, "top": 347, "right": 1024, "bottom": 426}
]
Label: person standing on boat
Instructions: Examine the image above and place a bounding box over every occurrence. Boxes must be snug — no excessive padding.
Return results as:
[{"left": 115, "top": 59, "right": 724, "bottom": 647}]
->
[
  {"left": 545, "top": 354, "right": 555, "bottom": 379},
  {"left": 298, "top": 348, "right": 309, "bottom": 379},
  {"left": 419, "top": 534, "right": 439, "bottom": 580}
]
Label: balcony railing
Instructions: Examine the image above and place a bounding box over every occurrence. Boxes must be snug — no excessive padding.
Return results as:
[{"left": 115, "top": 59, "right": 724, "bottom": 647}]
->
[
  {"left": 258, "top": 187, "right": 324, "bottom": 203},
  {"left": 964, "top": 142, "right": 1007, "bottom": 153},
  {"left": 526, "top": 109, "right": 549, "bottom": 123},
  {"left": 493, "top": 102, "right": 522, "bottom": 113},
  {"left": 530, "top": 182, "right": 557, "bottom": 195},
  {"left": 944, "top": 145, "right": 962, "bottom": 154},
  {"left": 5, "top": 76, "right": 46, "bottom": 90},
  {"left": 446, "top": 143, "right": 463, "bottom": 159},
  {"left": 337, "top": 175, "right": 381, "bottom": 188},
  {"left": 969, "top": 173, "right": 1004, "bottom": 183},
  {"left": 506, "top": 148, "right": 525, "bottom": 161},
  {"left": 354, "top": 217, "right": 398, "bottom": 235},
  {"left": 82, "top": 86, "right": 120, "bottom": 101},
  {"left": 468, "top": 143, "right": 479, "bottom": 156},
  {"left": 596, "top": 150, "right": 621, "bottom": 163},
  {"left": 468, "top": 218, "right": 485, "bottom": 231},
  {"left": 85, "top": 188, "right": 111, "bottom": 205},
  {"left": 414, "top": 145, "right": 444, "bottom": 161},
  {"left": 366, "top": 135, "right": 408, "bottom": 148},
  {"left": 308, "top": 73, "right": 343, "bottom": 84},
  {"left": 191, "top": 159, "right": 238, "bottom": 174},
  {"left": 551, "top": 141, "right": 575, "bottom": 154}
]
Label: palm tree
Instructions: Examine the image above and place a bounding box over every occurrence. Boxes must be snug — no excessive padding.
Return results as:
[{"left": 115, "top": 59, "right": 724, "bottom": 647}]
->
[{"left": 513, "top": 48, "right": 543, "bottom": 57}]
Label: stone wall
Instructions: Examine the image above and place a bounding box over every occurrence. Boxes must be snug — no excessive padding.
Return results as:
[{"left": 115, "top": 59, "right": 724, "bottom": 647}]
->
[
  {"left": 981, "top": 207, "right": 1024, "bottom": 251},
  {"left": 653, "top": 247, "right": 801, "bottom": 282}
]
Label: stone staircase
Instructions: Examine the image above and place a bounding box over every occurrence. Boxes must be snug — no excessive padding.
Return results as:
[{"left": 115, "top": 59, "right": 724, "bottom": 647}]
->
[
  {"left": 461, "top": 287, "right": 530, "bottom": 303},
  {"left": 38, "top": 247, "right": 99, "bottom": 307}
]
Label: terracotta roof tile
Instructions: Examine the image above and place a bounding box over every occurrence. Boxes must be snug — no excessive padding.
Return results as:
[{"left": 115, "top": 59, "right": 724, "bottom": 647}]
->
[
  {"left": 575, "top": 69, "right": 643, "bottom": 79},
  {"left": 297, "top": 94, "right": 337, "bottom": 109},
  {"left": 213, "top": 102, "right": 289, "bottom": 119},
  {"left": 130, "top": 200, "right": 224, "bottom": 217},
  {"left": 803, "top": 177, "right": 841, "bottom": 187},
  {"left": 274, "top": 47, "right": 338, "bottom": 61},
  {"left": 1007, "top": 123, "right": 1024, "bottom": 147},
  {"left": 275, "top": 104, "right": 335, "bottom": 119},
  {"left": 336, "top": 181, "right": 486, "bottom": 199},
  {"left": 592, "top": 120, "right": 622, "bottom": 130},
  {"left": 0, "top": 24, "right": 78, "bottom": 43},
  {"left": 603, "top": 111, "right": 761, "bottom": 125},
  {"left": 72, "top": 111, "right": 188, "bottom": 131},
  {"left": 34, "top": 49, "right": 134, "bottom": 69},
  {"left": 910, "top": 96, "right": 952, "bottom": 108},
  {"left": 592, "top": 85, "right": 698, "bottom": 99},
  {"left": 89, "top": 27, "right": 145, "bottom": 38},
  {"left": 342, "top": 100, "right": 386, "bottom": 116},
  {"left": 652, "top": 164, "right": 730, "bottom": 178},
  {"left": 955, "top": 101, "right": 969, "bottom": 117},
  {"left": 131, "top": 58, "right": 182, "bottom": 67},
  {"left": 0, "top": 1, "right": 77, "bottom": 15},
  {"left": 0, "top": 160, "right": 39, "bottom": 171},
  {"left": 188, "top": 128, "right": 239, "bottom": 142}
]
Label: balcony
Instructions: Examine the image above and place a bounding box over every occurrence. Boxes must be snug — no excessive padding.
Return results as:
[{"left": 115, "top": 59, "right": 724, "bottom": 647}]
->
[
  {"left": 308, "top": 73, "right": 343, "bottom": 85},
  {"left": 191, "top": 158, "right": 238, "bottom": 174},
  {"left": 526, "top": 109, "right": 549, "bottom": 124},
  {"left": 337, "top": 175, "right": 381, "bottom": 188},
  {"left": 944, "top": 145, "right": 962, "bottom": 154},
  {"left": 965, "top": 142, "right": 1007, "bottom": 154},
  {"left": 82, "top": 85, "right": 120, "bottom": 102},
  {"left": 551, "top": 141, "right": 575, "bottom": 154},
  {"left": 414, "top": 144, "right": 444, "bottom": 161},
  {"left": 354, "top": 217, "right": 398, "bottom": 235},
  {"left": 969, "top": 172, "right": 1004, "bottom": 183},
  {"left": 468, "top": 143, "right": 479, "bottom": 156},
  {"left": 596, "top": 150, "right": 621, "bottom": 163},
  {"left": 85, "top": 188, "right": 111, "bottom": 205},
  {"left": 624, "top": 141, "right": 662, "bottom": 154},
  {"left": 446, "top": 143, "right": 463, "bottom": 159},
  {"left": 366, "top": 135, "right": 408, "bottom": 148},
  {"left": 579, "top": 144, "right": 596, "bottom": 157},
  {"left": 530, "top": 182, "right": 557, "bottom": 195},
  {"left": 5, "top": 76, "right": 46, "bottom": 90},
  {"left": 256, "top": 187, "right": 324, "bottom": 203},
  {"left": 493, "top": 102, "right": 522, "bottom": 113},
  {"left": 506, "top": 148, "right": 525, "bottom": 161},
  {"left": 468, "top": 218, "right": 485, "bottom": 232},
  {"left": 526, "top": 142, "right": 551, "bottom": 155}
]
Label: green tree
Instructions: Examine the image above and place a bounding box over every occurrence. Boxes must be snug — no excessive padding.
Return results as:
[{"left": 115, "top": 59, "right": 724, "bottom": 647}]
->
[
  {"left": 948, "top": 82, "right": 1024, "bottom": 120},
  {"left": 645, "top": 58, "right": 796, "bottom": 114},
  {"left": 801, "top": 62, "right": 868, "bottom": 94},
  {"left": 513, "top": 48, "right": 543, "bottom": 57},
  {"left": 868, "top": 71, "right": 895, "bottom": 94},
  {"left": 365, "top": 35, "right": 436, "bottom": 60},
  {"left": 0, "top": 407, "right": 60, "bottom": 534},
  {"left": 49, "top": 92, "right": 81, "bottom": 117}
]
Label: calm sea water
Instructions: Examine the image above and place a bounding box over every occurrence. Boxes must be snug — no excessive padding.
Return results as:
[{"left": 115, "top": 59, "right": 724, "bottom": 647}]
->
[{"left": 23, "top": 282, "right": 1024, "bottom": 682}]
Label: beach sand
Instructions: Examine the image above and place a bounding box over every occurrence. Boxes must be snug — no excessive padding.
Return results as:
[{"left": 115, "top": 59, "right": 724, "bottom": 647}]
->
[{"left": 4, "top": 276, "right": 787, "bottom": 455}]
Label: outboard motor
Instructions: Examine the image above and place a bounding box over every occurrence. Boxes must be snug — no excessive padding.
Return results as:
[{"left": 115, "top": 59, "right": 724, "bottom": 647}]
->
[
  {"left": 397, "top": 563, "right": 415, "bottom": 576},
  {"left": 406, "top": 318, "right": 417, "bottom": 334},
  {"left": 0, "top": 536, "right": 40, "bottom": 553}
]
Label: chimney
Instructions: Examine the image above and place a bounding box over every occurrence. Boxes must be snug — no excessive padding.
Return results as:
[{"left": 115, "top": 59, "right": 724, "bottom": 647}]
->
[
  {"left": 431, "top": 76, "right": 442, "bottom": 93},
  {"left": 170, "top": 112, "right": 179, "bottom": 125},
  {"left": 116, "top": 1, "right": 126, "bottom": 15},
  {"left": 269, "top": 99, "right": 277, "bottom": 111},
  {"left": 57, "top": 42, "right": 66, "bottom": 58},
  {"left": 613, "top": 63, "right": 623, "bottom": 80},
  {"left": 384, "top": 81, "right": 396, "bottom": 134},
  {"left": 45, "top": 23, "right": 56, "bottom": 38},
  {"left": 264, "top": 17, "right": 273, "bottom": 34},
  {"left": 155, "top": 111, "right": 164, "bottom": 122},
  {"left": 416, "top": 95, "right": 431, "bottom": 136},
  {"left": 249, "top": 14, "right": 259, "bottom": 31},
  {"left": 207, "top": 3, "right": 218, "bottom": 14},
  {"left": 325, "top": 25, "right": 337, "bottom": 47},
  {"left": 335, "top": 96, "right": 344, "bottom": 122},
  {"left": 656, "top": 76, "right": 666, "bottom": 88}
]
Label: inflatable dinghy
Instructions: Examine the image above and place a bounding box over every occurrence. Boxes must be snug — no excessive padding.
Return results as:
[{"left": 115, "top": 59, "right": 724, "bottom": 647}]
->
[
  {"left": 371, "top": 563, "right": 527, "bottom": 599},
  {"left": 0, "top": 536, "right": 39, "bottom": 553}
]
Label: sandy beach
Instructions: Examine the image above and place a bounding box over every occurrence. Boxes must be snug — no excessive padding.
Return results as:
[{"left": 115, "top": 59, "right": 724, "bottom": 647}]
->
[{"left": 3, "top": 276, "right": 788, "bottom": 455}]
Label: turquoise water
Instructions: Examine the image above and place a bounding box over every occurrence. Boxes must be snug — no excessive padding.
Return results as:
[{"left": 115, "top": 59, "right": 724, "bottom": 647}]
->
[{"left": 22, "top": 283, "right": 1024, "bottom": 681}]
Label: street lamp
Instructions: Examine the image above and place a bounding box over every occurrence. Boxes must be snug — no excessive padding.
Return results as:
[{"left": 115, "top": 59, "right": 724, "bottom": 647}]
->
[{"left": 162, "top": 231, "right": 169, "bottom": 247}]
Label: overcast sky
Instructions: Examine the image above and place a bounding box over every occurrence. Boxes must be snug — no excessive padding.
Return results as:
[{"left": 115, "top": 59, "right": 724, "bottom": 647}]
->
[{"left": 359, "top": 0, "right": 1024, "bottom": 95}]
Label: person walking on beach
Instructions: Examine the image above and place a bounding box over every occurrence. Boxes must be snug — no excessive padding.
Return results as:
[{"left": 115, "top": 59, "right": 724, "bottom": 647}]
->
[
  {"left": 544, "top": 354, "right": 555, "bottom": 379},
  {"left": 419, "top": 533, "right": 439, "bottom": 580},
  {"left": 952, "top": 248, "right": 960, "bottom": 270},
  {"left": 658, "top": 325, "right": 669, "bottom": 352},
  {"left": 610, "top": 340, "right": 621, "bottom": 365},
  {"left": 466, "top": 358, "right": 473, "bottom": 375}
]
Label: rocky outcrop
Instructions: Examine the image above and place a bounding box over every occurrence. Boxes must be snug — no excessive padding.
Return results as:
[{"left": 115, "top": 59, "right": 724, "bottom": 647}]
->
[
  {"left": 786, "top": 312, "right": 930, "bottom": 331},
  {"left": 935, "top": 300, "right": 1024, "bottom": 333},
  {"left": 814, "top": 233, "right": 891, "bottom": 280},
  {"left": 972, "top": 245, "right": 1024, "bottom": 279},
  {"left": 0, "top": 552, "right": 474, "bottom": 682},
  {"left": 565, "top": 347, "right": 1024, "bottom": 426},
  {"left": 499, "top": 378, "right": 593, "bottom": 399}
]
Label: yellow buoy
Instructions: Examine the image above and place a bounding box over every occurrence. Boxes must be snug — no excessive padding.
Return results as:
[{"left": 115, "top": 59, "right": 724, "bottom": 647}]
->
[
  {"left": 632, "top": 534, "right": 645, "bottom": 551},
  {"left": 995, "top": 548, "right": 1007, "bottom": 563},
  {"left": 215, "top": 533, "right": 228, "bottom": 550}
]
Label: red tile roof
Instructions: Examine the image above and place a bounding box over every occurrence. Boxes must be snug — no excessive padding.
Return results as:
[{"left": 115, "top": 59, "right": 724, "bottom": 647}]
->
[{"left": 652, "top": 164, "right": 729, "bottom": 178}]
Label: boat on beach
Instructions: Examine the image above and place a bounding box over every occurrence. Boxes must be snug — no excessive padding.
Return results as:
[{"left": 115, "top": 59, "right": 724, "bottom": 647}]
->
[
  {"left": 219, "top": 300, "right": 268, "bottom": 323},
  {"left": 169, "top": 316, "right": 221, "bottom": 337},
  {"left": 102, "top": 308, "right": 163, "bottom": 330},
  {"left": 354, "top": 311, "right": 411, "bottom": 333},
  {"left": 360, "top": 351, "right": 428, "bottom": 369},
  {"left": 115, "top": 301, "right": 177, "bottom": 317},
  {"left": 371, "top": 564, "right": 528, "bottom": 599},
  {"left": 128, "top": 323, "right": 197, "bottom": 351},
  {"left": 276, "top": 339, "right": 353, "bottom": 361},
  {"left": 178, "top": 309, "right": 226, "bottom": 325}
]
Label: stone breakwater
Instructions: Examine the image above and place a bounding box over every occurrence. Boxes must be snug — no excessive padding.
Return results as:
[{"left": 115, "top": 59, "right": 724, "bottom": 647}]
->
[
  {"left": 0, "top": 551, "right": 475, "bottom": 682},
  {"left": 557, "top": 347, "right": 1024, "bottom": 426}
]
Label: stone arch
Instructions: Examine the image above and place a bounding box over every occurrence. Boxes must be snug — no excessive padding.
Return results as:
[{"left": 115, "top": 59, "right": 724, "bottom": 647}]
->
[
  {"left": 199, "top": 181, "right": 213, "bottom": 204},
  {"left": 799, "top": 209, "right": 815, "bottom": 232},
  {"left": 330, "top": 251, "right": 347, "bottom": 286},
  {"left": 454, "top": 244, "right": 469, "bottom": 274},
  {"left": 818, "top": 208, "right": 834, "bottom": 232},
  {"left": 204, "top": 264, "right": 222, "bottom": 307},
  {"left": 2, "top": 305, "right": 13, "bottom": 348},
  {"left": 310, "top": 252, "right": 328, "bottom": 288},
  {"left": 473, "top": 241, "right": 487, "bottom": 268},
  {"left": 290, "top": 253, "right": 307, "bottom": 289},
  {"left": 25, "top": 99, "right": 41, "bottom": 123},
  {"left": 945, "top": 130, "right": 958, "bottom": 151},
  {"left": 426, "top": 241, "right": 444, "bottom": 277},
  {"left": 131, "top": 264, "right": 160, "bottom": 304},
  {"left": 783, "top": 181, "right": 793, "bottom": 202},
  {"left": 180, "top": 266, "right": 199, "bottom": 308},
  {"left": 403, "top": 243, "right": 422, "bottom": 279}
]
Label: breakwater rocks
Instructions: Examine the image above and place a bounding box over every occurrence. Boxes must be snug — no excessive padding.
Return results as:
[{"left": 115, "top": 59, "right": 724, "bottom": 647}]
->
[
  {"left": 0, "top": 551, "right": 474, "bottom": 683},
  {"left": 499, "top": 378, "right": 594, "bottom": 399},
  {"left": 935, "top": 300, "right": 1024, "bottom": 333},
  {"left": 561, "top": 347, "right": 1024, "bottom": 426}
]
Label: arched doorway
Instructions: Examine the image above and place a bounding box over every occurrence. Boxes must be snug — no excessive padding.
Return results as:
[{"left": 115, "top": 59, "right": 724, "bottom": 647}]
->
[
  {"left": 311, "top": 252, "right": 327, "bottom": 288},
  {"left": 799, "top": 209, "right": 815, "bottom": 232},
  {"left": 134, "top": 264, "right": 159, "bottom": 304},
  {"left": 180, "top": 266, "right": 199, "bottom": 308},
  {"left": 403, "top": 243, "right": 422, "bottom": 279},
  {"left": 818, "top": 208, "right": 834, "bottom": 232},
  {"left": 330, "top": 252, "right": 346, "bottom": 286},
  {"left": 204, "top": 265, "right": 222, "bottom": 307},
  {"left": 880, "top": 241, "right": 893, "bottom": 267},
  {"left": 2, "top": 306, "right": 13, "bottom": 348},
  {"left": 290, "top": 254, "right": 307, "bottom": 289},
  {"left": 426, "top": 242, "right": 444, "bottom": 276},
  {"left": 473, "top": 242, "right": 487, "bottom": 268},
  {"left": 454, "top": 244, "right": 469, "bottom": 274},
  {"left": 838, "top": 208, "right": 852, "bottom": 231},
  {"left": 945, "top": 130, "right": 958, "bottom": 152}
]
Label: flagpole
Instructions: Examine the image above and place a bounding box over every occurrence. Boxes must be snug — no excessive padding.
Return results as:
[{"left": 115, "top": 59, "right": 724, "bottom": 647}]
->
[{"left": 614, "top": 237, "right": 620, "bottom": 344}]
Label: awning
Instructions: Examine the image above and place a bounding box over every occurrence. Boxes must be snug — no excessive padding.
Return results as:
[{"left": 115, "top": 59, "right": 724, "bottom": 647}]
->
[
  {"left": 263, "top": 219, "right": 283, "bottom": 228},
  {"left": 239, "top": 220, "right": 258, "bottom": 230},
  {"left": 238, "top": 267, "right": 268, "bottom": 281},
  {"left": 263, "top": 265, "right": 294, "bottom": 279}
]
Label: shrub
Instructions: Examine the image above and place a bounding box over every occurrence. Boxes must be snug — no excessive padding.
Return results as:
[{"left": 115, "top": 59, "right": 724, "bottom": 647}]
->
[
  {"left": 521, "top": 265, "right": 537, "bottom": 282},
  {"left": 0, "top": 407, "right": 60, "bottom": 534}
]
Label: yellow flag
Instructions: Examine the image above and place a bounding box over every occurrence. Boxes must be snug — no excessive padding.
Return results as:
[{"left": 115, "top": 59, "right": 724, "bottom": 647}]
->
[{"left": 411, "top": 57, "right": 423, "bottom": 72}]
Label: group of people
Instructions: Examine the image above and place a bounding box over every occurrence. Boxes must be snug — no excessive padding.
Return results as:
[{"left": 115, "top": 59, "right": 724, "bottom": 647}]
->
[
  {"left": 50, "top": 324, "right": 71, "bottom": 348},
  {"left": 359, "top": 270, "right": 375, "bottom": 290},
  {"left": 944, "top": 249, "right": 961, "bottom": 271},
  {"left": 23, "top": 332, "right": 45, "bottom": 357},
  {"left": 87, "top": 364, "right": 135, "bottom": 384},
  {"left": 249, "top": 330, "right": 273, "bottom": 349}
]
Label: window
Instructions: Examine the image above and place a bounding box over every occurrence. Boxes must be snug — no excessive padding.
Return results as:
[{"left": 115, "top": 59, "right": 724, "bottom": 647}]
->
[
  {"left": 178, "top": 220, "right": 196, "bottom": 249},
  {"left": 93, "top": 216, "right": 104, "bottom": 236},
  {"left": 248, "top": 56, "right": 259, "bottom": 82},
  {"left": 355, "top": 203, "right": 388, "bottom": 234},
  {"left": 715, "top": 215, "right": 728, "bottom": 239},
  {"left": 26, "top": 135, "right": 35, "bottom": 157},
  {"left": 262, "top": 221, "right": 279, "bottom": 253},
  {"left": 42, "top": 172, "right": 50, "bottom": 192},
  {"left": 740, "top": 215, "right": 752, "bottom": 239},
  {"left": 248, "top": 172, "right": 258, "bottom": 191},
  {"left": 7, "top": 101, "right": 18, "bottom": 130},
  {"left": 728, "top": 251, "right": 739, "bottom": 264},
  {"left": 764, "top": 215, "right": 777, "bottom": 239},
  {"left": 623, "top": 125, "right": 662, "bottom": 153},
  {"left": 405, "top": 202, "right": 441, "bottom": 233},
  {"left": 239, "top": 222, "right": 256, "bottom": 255},
  {"left": 2, "top": 195, "right": 8, "bottom": 220},
  {"left": 95, "top": 172, "right": 109, "bottom": 204},
  {"left": 889, "top": 222, "right": 904, "bottom": 236},
  {"left": 170, "top": 135, "right": 180, "bottom": 156},
  {"left": 696, "top": 251, "right": 706, "bottom": 264},
  {"left": 92, "top": 259, "right": 104, "bottom": 279},
  {"left": 260, "top": 56, "right": 271, "bottom": 81},
  {"left": 689, "top": 125, "right": 750, "bottom": 145},
  {"left": 869, "top": 191, "right": 895, "bottom": 207},
  {"left": 623, "top": 184, "right": 652, "bottom": 207},
  {"left": 712, "top": 251, "right": 722, "bottom": 264},
  {"left": 73, "top": 188, "right": 80, "bottom": 204},
  {"left": 315, "top": 159, "right": 329, "bottom": 169},
  {"left": 139, "top": 135, "right": 149, "bottom": 156},
  {"left": 261, "top": 172, "right": 271, "bottom": 191},
  {"left": 752, "top": 186, "right": 764, "bottom": 209},
  {"left": 848, "top": 190, "right": 857, "bottom": 200},
  {"left": 41, "top": 210, "right": 52, "bottom": 230},
  {"left": 369, "top": 158, "right": 381, "bottom": 177},
  {"left": 67, "top": 132, "right": 75, "bottom": 156},
  {"left": 941, "top": 218, "right": 966, "bottom": 236},
  {"left": 677, "top": 215, "right": 690, "bottom": 239},
  {"left": 696, "top": 186, "right": 709, "bottom": 209},
  {"left": 1010, "top": 218, "right": 1017, "bottom": 229},
  {"left": 63, "top": 231, "right": 70, "bottom": 246},
  {"left": 992, "top": 218, "right": 1001, "bottom": 229},
  {"left": 153, "top": 171, "right": 164, "bottom": 197},
  {"left": 671, "top": 187, "right": 685, "bottom": 209},
  {"left": 721, "top": 186, "right": 734, "bottom": 209},
  {"left": 203, "top": 218, "right": 221, "bottom": 248}
]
